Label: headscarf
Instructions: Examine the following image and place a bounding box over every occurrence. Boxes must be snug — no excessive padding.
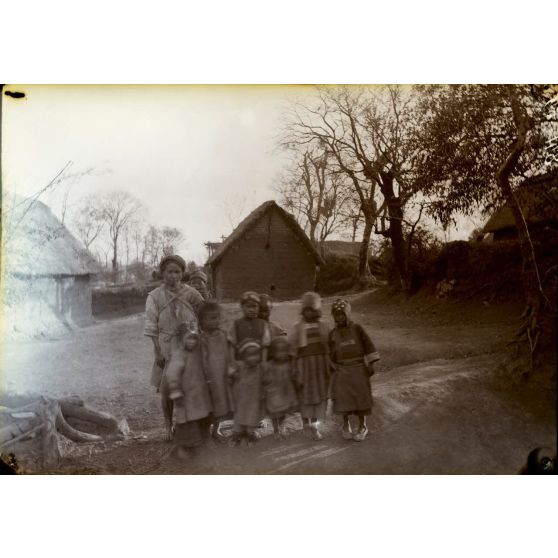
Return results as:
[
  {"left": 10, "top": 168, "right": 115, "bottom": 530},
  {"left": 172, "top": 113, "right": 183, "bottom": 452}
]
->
[
  {"left": 159, "top": 254, "right": 186, "bottom": 273},
  {"left": 331, "top": 298, "right": 351, "bottom": 320},
  {"left": 301, "top": 291, "right": 321, "bottom": 311},
  {"left": 240, "top": 291, "right": 260, "bottom": 305},
  {"left": 237, "top": 338, "right": 262, "bottom": 356},
  {"left": 190, "top": 269, "right": 208, "bottom": 283}
]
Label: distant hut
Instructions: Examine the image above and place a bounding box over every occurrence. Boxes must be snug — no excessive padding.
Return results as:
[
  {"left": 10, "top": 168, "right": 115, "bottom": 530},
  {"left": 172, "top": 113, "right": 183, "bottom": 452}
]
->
[
  {"left": 483, "top": 183, "right": 558, "bottom": 241},
  {"left": 322, "top": 240, "right": 362, "bottom": 258},
  {"left": 206, "top": 200, "right": 323, "bottom": 300},
  {"left": 1, "top": 196, "right": 100, "bottom": 337}
]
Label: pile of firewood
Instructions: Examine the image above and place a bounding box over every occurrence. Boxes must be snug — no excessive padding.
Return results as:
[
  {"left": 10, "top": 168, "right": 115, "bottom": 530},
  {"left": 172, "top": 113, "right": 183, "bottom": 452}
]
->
[{"left": 0, "top": 396, "right": 129, "bottom": 470}]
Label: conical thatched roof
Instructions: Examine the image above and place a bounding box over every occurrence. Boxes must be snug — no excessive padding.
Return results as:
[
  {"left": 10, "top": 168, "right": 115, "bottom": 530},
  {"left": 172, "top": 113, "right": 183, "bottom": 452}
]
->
[
  {"left": 206, "top": 200, "right": 324, "bottom": 266},
  {"left": 2, "top": 195, "right": 100, "bottom": 277}
]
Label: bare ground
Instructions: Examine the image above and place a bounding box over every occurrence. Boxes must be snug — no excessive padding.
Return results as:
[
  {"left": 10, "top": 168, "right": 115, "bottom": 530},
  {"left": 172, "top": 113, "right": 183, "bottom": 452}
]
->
[{"left": 1, "top": 291, "right": 555, "bottom": 474}]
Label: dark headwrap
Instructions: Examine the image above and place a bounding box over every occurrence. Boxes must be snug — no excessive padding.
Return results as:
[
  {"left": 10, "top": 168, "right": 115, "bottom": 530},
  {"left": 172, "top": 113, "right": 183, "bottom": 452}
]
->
[{"left": 159, "top": 254, "right": 186, "bottom": 273}]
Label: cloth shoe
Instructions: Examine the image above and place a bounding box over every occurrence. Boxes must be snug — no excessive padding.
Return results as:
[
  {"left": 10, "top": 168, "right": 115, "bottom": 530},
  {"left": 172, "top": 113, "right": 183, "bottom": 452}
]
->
[
  {"left": 311, "top": 423, "right": 323, "bottom": 441},
  {"left": 341, "top": 422, "right": 353, "bottom": 440},
  {"left": 353, "top": 426, "right": 368, "bottom": 442}
]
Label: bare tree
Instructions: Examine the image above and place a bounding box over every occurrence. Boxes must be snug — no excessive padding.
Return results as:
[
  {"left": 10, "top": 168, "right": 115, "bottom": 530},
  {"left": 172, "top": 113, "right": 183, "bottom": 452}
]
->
[
  {"left": 220, "top": 193, "right": 248, "bottom": 231},
  {"left": 128, "top": 219, "right": 147, "bottom": 264},
  {"left": 276, "top": 147, "right": 352, "bottom": 250},
  {"left": 47, "top": 165, "right": 109, "bottom": 225},
  {"left": 337, "top": 193, "right": 363, "bottom": 242},
  {"left": 160, "top": 226, "right": 185, "bottom": 256},
  {"left": 70, "top": 197, "right": 105, "bottom": 250},
  {"left": 281, "top": 85, "right": 421, "bottom": 287},
  {"left": 143, "top": 225, "right": 163, "bottom": 268},
  {"left": 97, "top": 190, "right": 144, "bottom": 273}
]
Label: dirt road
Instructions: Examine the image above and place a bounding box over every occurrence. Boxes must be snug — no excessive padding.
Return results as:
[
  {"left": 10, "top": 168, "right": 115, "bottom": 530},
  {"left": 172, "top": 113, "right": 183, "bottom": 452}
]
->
[{"left": 2, "top": 292, "right": 555, "bottom": 474}]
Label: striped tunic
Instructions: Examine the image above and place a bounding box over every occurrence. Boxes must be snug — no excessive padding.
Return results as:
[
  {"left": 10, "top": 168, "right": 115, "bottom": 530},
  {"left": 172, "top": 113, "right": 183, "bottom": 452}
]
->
[{"left": 292, "top": 322, "right": 330, "bottom": 418}]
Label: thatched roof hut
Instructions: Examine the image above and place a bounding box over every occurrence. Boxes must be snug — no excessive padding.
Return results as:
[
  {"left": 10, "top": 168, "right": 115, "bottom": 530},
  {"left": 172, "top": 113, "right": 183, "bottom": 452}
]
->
[{"left": 2, "top": 196, "right": 100, "bottom": 338}]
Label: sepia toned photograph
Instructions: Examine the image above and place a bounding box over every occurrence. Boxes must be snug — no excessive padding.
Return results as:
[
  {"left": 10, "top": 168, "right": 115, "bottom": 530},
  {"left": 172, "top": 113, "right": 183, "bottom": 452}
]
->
[{"left": 1, "top": 84, "right": 556, "bottom": 475}]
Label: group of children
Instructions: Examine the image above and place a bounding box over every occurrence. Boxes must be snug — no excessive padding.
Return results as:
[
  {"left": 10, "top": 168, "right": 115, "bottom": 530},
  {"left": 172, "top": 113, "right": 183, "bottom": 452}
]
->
[{"left": 160, "top": 288, "right": 380, "bottom": 459}]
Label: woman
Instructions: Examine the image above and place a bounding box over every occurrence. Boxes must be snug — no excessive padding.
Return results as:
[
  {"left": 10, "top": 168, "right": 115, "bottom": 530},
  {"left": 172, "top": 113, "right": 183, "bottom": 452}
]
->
[{"left": 144, "top": 254, "right": 204, "bottom": 441}]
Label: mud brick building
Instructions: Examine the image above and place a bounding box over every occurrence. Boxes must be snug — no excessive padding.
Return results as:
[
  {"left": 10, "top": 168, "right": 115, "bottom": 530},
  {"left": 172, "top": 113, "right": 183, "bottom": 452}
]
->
[{"left": 206, "top": 200, "right": 323, "bottom": 300}]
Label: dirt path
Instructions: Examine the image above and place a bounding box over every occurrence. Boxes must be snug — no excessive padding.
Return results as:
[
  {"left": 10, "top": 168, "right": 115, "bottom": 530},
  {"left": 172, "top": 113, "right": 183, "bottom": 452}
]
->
[{"left": 2, "top": 293, "right": 555, "bottom": 474}]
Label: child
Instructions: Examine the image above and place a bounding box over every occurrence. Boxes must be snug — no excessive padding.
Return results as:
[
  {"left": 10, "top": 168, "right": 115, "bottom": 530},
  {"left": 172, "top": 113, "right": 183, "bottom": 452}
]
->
[
  {"left": 189, "top": 269, "right": 212, "bottom": 300},
  {"left": 229, "top": 291, "right": 271, "bottom": 363},
  {"left": 328, "top": 299, "right": 380, "bottom": 442},
  {"left": 258, "top": 294, "right": 287, "bottom": 339},
  {"left": 199, "top": 300, "right": 234, "bottom": 441},
  {"left": 166, "top": 328, "right": 213, "bottom": 460},
  {"left": 289, "top": 291, "right": 331, "bottom": 441},
  {"left": 228, "top": 340, "right": 266, "bottom": 448},
  {"left": 264, "top": 337, "right": 299, "bottom": 440}
]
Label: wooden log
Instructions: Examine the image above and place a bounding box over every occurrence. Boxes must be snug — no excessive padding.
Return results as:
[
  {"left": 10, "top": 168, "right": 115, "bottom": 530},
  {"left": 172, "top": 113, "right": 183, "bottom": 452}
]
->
[
  {"left": 0, "top": 418, "right": 39, "bottom": 445},
  {"left": 59, "top": 401, "right": 119, "bottom": 433},
  {"left": 58, "top": 396, "right": 85, "bottom": 407},
  {"left": 0, "top": 424, "right": 43, "bottom": 449},
  {"left": 55, "top": 412, "right": 103, "bottom": 443},
  {"left": 1, "top": 396, "right": 125, "bottom": 465},
  {"left": 41, "top": 400, "right": 60, "bottom": 469}
]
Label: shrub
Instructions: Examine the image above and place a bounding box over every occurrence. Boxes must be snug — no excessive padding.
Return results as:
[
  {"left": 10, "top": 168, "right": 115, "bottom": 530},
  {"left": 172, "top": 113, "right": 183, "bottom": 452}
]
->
[{"left": 316, "top": 254, "right": 358, "bottom": 295}]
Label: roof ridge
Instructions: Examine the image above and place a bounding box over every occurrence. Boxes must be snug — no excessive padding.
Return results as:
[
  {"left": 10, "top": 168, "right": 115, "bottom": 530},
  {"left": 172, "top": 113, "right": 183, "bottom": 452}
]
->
[{"left": 206, "top": 199, "right": 323, "bottom": 266}]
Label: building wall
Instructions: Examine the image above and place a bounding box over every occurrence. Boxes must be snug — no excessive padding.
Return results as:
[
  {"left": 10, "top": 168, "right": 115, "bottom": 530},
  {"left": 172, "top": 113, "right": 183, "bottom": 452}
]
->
[
  {"left": 213, "top": 207, "right": 317, "bottom": 300},
  {"left": 2, "top": 274, "right": 93, "bottom": 338},
  {"left": 492, "top": 222, "right": 557, "bottom": 242}
]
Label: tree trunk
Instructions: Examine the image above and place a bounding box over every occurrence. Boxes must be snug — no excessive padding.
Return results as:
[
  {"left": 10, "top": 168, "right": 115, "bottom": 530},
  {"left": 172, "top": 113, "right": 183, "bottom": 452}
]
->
[
  {"left": 358, "top": 216, "right": 373, "bottom": 282},
  {"left": 499, "top": 176, "right": 544, "bottom": 354},
  {"left": 41, "top": 400, "right": 61, "bottom": 469},
  {"left": 112, "top": 233, "right": 119, "bottom": 272},
  {"left": 351, "top": 217, "right": 358, "bottom": 242},
  {"left": 379, "top": 172, "right": 408, "bottom": 291},
  {"left": 308, "top": 220, "right": 318, "bottom": 244},
  {"left": 497, "top": 90, "right": 545, "bottom": 362}
]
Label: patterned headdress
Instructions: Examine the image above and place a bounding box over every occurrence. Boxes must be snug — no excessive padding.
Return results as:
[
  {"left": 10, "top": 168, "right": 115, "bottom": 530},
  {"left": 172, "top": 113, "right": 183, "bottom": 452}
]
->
[
  {"left": 240, "top": 291, "right": 261, "bottom": 305},
  {"left": 190, "top": 269, "right": 208, "bottom": 283},
  {"left": 331, "top": 298, "right": 351, "bottom": 319}
]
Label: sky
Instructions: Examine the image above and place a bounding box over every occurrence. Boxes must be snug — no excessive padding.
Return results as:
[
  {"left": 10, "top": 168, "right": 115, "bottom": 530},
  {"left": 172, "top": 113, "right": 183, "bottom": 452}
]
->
[{"left": 2, "top": 85, "right": 477, "bottom": 264}]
